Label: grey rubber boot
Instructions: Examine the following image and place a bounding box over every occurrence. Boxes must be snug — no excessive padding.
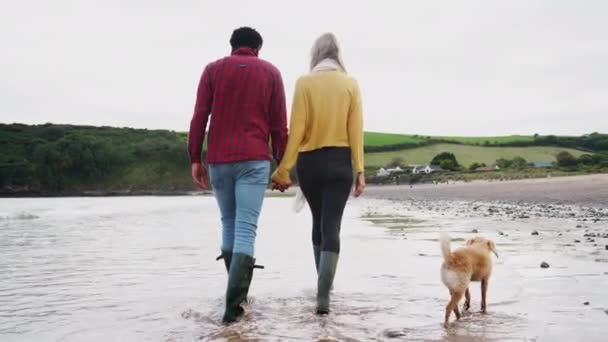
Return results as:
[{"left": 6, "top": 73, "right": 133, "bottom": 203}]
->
[
  {"left": 313, "top": 245, "right": 320, "bottom": 273},
  {"left": 222, "top": 253, "right": 263, "bottom": 324},
  {"left": 316, "top": 251, "right": 339, "bottom": 315}
]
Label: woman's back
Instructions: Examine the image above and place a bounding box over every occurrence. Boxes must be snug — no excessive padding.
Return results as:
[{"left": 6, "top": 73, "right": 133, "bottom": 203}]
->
[{"left": 296, "top": 70, "right": 360, "bottom": 152}]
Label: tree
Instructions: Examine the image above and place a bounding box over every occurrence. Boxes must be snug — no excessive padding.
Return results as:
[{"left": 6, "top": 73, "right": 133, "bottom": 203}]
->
[
  {"left": 556, "top": 151, "right": 578, "bottom": 167},
  {"left": 577, "top": 154, "right": 594, "bottom": 165},
  {"left": 32, "top": 143, "right": 68, "bottom": 191},
  {"left": 440, "top": 159, "right": 456, "bottom": 171},
  {"left": 431, "top": 152, "right": 459, "bottom": 166},
  {"left": 510, "top": 156, "right": 528, "bottom": 170},
  {"left": 496, "top": 158, "right": 512, "bottom": 169}
]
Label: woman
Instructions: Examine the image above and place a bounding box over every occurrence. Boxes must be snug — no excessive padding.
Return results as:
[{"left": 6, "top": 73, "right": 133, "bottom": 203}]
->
[{"left": 271, "top": 33, "right": 365, "bottom": 314}]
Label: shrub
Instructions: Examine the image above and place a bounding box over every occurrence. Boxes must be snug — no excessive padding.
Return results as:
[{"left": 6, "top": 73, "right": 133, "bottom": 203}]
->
[{"left": 556, "top": 151, "right": 578, "bottom": 167}]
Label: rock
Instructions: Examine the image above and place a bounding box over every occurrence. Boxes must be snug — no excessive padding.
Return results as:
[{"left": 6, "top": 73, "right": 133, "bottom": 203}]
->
[
  {"left": 540, "top": 262, "right": 550, "bottom": 268},
  {"left": 498, "top": 231, "right": 505, "bottom": 236},
  {"left": 605, "top": 245, "right": 608, "bottom": 250},
  {"left": 574, "top": 240, "right": 581, "bottom": 243},
  {"left": 605, "top": 309, "right": 608, "bottom": 315},
  {"left": 583, "top": 301, "right": 590, "bottom": 306},
  {"left": 558, "top": 233, "right": 563, "bottom": 236},
  {"left": 588, "top": 239, "right": 596, "bottom": 243},
  {"left": 385, "top": 329, "right": 407, "bottom": 338},
  {"left": 576, "top": 225, "right": 583, "bottom": 228},
  {"left": 471, "top": 229, "right": 479, "bottom": 233},
  {"left": 531, "top": 230, "right": 539, "bottom": 236}
]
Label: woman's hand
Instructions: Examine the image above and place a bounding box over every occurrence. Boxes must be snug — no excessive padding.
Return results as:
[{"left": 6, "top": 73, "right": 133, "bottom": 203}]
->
[
  {"left": 354, "top": 173, "right": 366, "bottom": 197},
  {"left": 271, "top": 169, "right": 292, "bottom": 192}
]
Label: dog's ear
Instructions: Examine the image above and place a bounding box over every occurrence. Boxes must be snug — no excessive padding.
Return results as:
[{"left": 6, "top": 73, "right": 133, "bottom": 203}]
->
[{"left": 488, "top": 240, "right": 498, "bottom": 258}]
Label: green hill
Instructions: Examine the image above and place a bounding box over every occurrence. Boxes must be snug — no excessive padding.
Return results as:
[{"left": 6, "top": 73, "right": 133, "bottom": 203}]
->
[
  {"left": 365, "top": 143, "right": 587, "bottom": 168},
  {"left": 1, "top": 123, "right": 606, "bottom": 195}
]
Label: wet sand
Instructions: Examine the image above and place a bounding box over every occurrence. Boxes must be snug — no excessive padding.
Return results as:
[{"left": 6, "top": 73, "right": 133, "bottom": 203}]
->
[{"left": 365, "top": 174, "right": 608, "bottom": 208}]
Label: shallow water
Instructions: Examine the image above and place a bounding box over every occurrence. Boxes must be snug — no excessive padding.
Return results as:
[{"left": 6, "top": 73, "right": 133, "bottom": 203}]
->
[{"left": 1, "top": 196, "right": 607, "bottom": 341}]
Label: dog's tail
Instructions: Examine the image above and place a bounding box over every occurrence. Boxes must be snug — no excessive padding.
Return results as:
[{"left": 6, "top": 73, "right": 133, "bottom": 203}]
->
[{"left": 439, "top": 232, "right": 452, "bottom": 261}]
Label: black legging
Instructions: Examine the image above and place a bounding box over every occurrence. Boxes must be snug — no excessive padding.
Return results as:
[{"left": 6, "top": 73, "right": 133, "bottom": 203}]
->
[{"left": 296, "top": 147, "right": 353, "bottom": 253}]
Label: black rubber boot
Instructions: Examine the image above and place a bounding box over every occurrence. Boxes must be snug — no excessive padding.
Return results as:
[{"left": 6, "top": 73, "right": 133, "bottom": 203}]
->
[
  {"left": 316, "top": 251, "right": 339, "bottom": 315},
  {"left": 216, "top": 250, "right": 232, "bottom": 273},
  {"left": 313, "top": 245, "right": 320, "bottom": 273},
  {"left": 222, "top": 253, "right": 263, "bottom": 324}
]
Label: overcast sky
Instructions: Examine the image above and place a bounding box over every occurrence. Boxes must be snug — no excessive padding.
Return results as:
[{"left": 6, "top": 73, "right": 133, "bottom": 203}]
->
[{"left": 1, "top": 0, "right": 606, "bottom": 136}]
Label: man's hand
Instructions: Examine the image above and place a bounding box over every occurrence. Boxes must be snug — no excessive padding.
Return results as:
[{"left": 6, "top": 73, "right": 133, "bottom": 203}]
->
[
  {"left": 271, "top": 180, "right": 290, "bottom": 193},
  {"left": 354, "top": 173, "right": 366, "bottom": 197},
  {"left": 191, "top": 162, "right": 209, "bottom": 190}
]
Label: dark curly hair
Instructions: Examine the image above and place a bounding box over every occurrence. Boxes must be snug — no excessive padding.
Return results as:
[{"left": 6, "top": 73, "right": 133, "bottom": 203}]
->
[{"left": 230, "top": 27, "right": 263, "bottom": 51}]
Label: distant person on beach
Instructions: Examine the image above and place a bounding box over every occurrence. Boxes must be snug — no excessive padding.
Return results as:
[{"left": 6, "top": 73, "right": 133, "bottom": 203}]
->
[
  {"left": 188, "top": 27, "right": 288, "bottom": 324},
  {"left": 271, "top": 33, "right": 365, "bottom": 314}
]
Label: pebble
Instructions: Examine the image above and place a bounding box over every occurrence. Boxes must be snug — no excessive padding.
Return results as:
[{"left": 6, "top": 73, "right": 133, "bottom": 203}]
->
[
  {"left": 583, "top": 301, "right": 590, "bottom": 306},
  {"left": 605, "top": 245, "right": 608, "bottom": 251},
  {"left": 576, "top": 225, "right": 582, "bottom": 228},
  {"left": 531, "top": 230, "right": 539, "bottom": 235},
  {"left": 574, "top": 240, "right": 581, "bottom": 243},
  {"left": 471, "top": 229, "right": 479, "bottom": 233},
  {"left": 498, "top": 231, "right": 505, "bottom": 236},
  {"left": 540, "top": 262, "right": 550, "bottom": 268}
]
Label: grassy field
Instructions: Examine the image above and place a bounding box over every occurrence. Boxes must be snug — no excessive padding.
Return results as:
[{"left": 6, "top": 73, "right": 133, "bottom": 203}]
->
[
  {"left": 365, "top": 143, "right": 588, "bottom": 168},
  {"left": 363, "top": 132, "right": 538, "bottom": 147},
  {"left": 363, "top": 132, "right": 426, "bottom": 146},
  {"left": 436, "top": 135, "right": 535, "bottom": 144}
]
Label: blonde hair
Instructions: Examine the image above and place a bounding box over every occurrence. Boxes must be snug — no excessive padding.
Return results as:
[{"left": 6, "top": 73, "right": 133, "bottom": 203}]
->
[{"left": 310, "top": 33, "right": 346, "bottom": 72}]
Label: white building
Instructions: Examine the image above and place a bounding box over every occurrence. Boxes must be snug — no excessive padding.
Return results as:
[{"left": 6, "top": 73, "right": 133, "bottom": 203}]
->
[{"left": 412, "top": 165, "right": 442, "bottom": 174}]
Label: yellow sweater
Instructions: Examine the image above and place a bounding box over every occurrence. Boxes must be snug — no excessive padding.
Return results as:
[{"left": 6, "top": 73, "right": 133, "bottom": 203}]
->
[{"left": 272, "top": 70, "right": 364, "bottom": 184}]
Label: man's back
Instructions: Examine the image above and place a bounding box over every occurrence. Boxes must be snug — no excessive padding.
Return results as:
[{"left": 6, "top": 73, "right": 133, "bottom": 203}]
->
[{"left": 188, "top": 47, "right": 287, "bottom": 165}]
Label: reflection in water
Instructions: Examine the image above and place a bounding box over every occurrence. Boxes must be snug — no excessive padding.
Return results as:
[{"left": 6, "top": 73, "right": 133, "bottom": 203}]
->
[{"left": 0, "top": 197, "right": 607, "bottom": 341}]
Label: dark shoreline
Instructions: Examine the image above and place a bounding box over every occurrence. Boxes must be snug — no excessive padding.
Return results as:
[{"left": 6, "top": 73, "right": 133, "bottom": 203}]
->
[
  {"left": 0, "top": 189, "right": 210, "bottom": 198},
  {"left": 0, "top": 189, "right": 294, "bottom": 198}
]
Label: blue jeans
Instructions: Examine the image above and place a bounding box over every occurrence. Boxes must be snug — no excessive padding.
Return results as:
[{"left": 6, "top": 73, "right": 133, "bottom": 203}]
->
[{"left": 209, "top": 160, "right": 270, "bottom": 257}]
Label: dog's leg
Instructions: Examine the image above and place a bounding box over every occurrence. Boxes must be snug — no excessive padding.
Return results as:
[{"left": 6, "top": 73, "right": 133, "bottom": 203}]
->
[
  {"left": 444, "top": 290, "right": 464, "bottom": 328},
  {"left": 481, "top": 278, "right": 488, "bottom": 313},
  {"left": 464, "top": 288, "right": 471, "bottom": 311}
]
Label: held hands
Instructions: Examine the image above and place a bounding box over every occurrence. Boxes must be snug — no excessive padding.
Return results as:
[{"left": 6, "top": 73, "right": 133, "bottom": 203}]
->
[
  {"left": 191, "top": 162, "right": 209, "bottom": 190},
  {"left": 354, "top": 173, "right": 366, "bottom": 197},
  {"left": 271, "top": 179, "right": 291, "bottom": 192},
  {"left": 270, "top": 169, "right": 292, "bottom": 192}
]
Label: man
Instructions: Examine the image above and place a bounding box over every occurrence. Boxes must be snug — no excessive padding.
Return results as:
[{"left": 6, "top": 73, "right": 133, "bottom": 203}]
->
[{"left": 188, "top": 27, "right": 287, "bottom": 324}]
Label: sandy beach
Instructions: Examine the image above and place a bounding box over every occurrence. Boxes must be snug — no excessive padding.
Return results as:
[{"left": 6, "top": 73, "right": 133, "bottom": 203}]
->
[{"left": 365, "top": 174, "right": 608, "bottom": 208}]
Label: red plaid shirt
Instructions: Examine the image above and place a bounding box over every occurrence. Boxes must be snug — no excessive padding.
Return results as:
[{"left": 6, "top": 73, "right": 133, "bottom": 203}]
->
[{"left": 188, "top": 47, "right": 288, "bottom": 164}]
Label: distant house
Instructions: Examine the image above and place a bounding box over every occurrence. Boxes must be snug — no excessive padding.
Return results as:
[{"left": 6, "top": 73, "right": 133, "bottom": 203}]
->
[
  {"left": 376, "top": 168, "right": 391, "bottom": 177},
  {"left": 376, "top": 166, "right": 405, "bottom": 177},
  {"left": 533, "top": 162, "right": 553, "bottom": 168},
  {"left": 412, "top": 165, "right": 442, "bottom": 174}
]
